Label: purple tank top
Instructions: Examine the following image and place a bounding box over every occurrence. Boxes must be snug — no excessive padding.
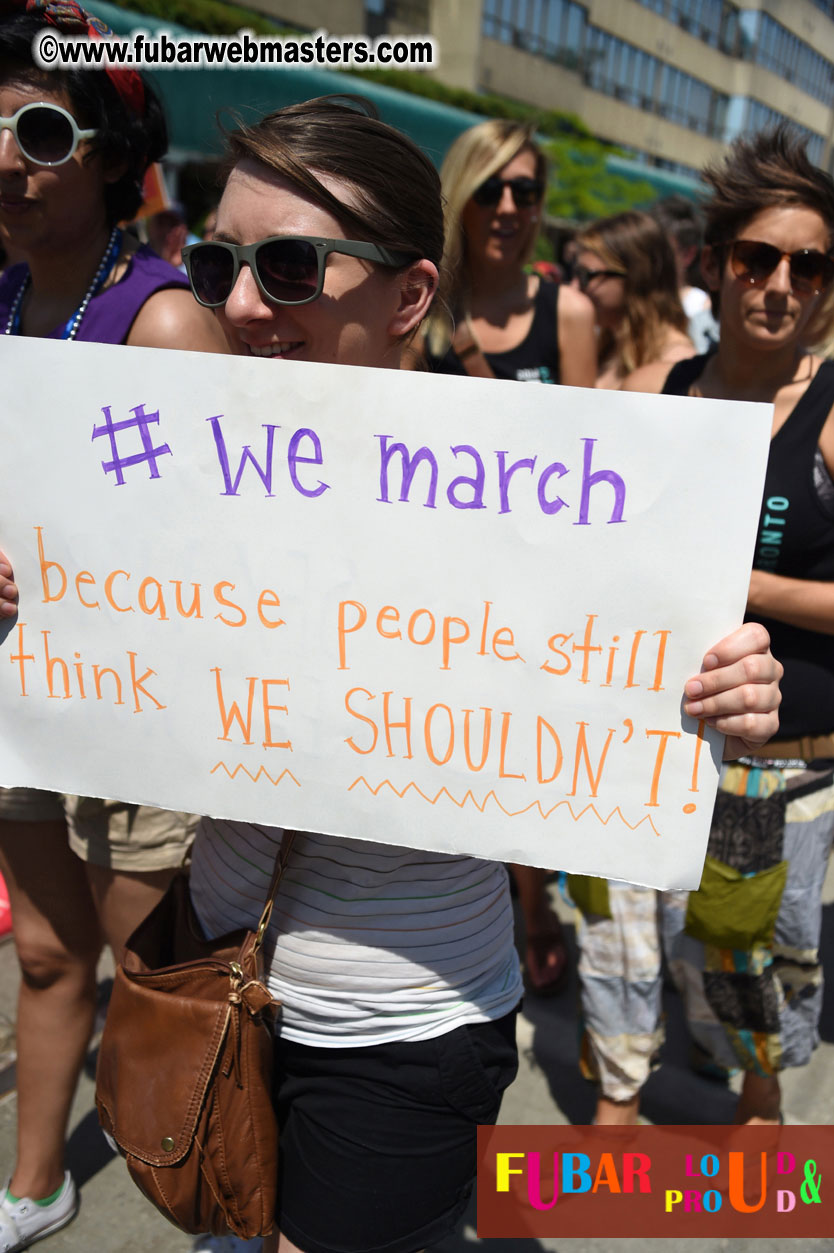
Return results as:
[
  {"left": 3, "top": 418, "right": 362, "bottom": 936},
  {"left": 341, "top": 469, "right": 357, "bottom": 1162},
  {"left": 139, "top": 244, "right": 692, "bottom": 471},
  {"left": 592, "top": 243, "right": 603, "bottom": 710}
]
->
[{"left": 0, "top": 245, "right": 190, "bottom": 345}]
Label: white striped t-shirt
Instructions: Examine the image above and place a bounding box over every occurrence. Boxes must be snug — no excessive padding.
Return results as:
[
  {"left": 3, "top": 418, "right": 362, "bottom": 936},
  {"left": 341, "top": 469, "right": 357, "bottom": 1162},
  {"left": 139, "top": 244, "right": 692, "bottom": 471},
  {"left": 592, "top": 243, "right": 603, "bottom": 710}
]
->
[{"left": 189, "top": 818, "right": 522, "bottom": 1047}]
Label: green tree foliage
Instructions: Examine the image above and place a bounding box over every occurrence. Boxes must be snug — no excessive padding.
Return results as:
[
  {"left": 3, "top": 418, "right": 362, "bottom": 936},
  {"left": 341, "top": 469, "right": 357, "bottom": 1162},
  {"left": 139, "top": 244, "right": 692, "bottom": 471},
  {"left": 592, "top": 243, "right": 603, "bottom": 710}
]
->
[
  {"left": 544, "top": 138, "right": 658, "bottom": 221},
  {"left": 103, "top": 0, "right": 286, "bottom": 36}
]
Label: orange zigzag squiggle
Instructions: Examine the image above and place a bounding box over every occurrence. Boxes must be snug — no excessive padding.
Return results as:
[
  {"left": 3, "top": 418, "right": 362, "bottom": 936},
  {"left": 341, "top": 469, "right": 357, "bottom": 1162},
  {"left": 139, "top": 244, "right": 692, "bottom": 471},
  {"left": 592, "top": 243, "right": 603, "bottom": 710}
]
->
[
  {"left": 211, "top": 762, "right": 301, "bottom": 787},
  {"left": 348, "top": 777, "right": 662, "bottom": 836}
]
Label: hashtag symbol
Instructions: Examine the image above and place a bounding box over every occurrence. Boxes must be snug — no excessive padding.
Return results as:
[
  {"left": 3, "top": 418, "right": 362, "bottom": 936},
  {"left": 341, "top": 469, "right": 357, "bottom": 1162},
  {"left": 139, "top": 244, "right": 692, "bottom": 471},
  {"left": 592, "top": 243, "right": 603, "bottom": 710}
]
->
[{"left": 91, "top": 403, "right": 173, "bottom": 485}]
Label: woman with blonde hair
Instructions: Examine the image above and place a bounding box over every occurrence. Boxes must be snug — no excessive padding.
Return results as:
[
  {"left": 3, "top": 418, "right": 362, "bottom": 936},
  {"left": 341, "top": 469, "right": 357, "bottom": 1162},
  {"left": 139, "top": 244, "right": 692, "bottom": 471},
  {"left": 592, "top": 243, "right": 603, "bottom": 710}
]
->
[
  {"left": 422, "top": 118, "right": 597, "bottom": 994},
  {"left": 574, "top": 209, "right": 694, "bottom": 387},
  {"left": 422, "top": 118, "right": 596, "bottom": 387}
]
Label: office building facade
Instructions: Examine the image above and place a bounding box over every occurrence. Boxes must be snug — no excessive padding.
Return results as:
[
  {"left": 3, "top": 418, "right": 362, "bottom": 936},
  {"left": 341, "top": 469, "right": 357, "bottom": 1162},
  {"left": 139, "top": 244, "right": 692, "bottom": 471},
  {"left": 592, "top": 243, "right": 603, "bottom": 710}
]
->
[{"left": 251, "top": 0, "right": 834, "bottom": 176}]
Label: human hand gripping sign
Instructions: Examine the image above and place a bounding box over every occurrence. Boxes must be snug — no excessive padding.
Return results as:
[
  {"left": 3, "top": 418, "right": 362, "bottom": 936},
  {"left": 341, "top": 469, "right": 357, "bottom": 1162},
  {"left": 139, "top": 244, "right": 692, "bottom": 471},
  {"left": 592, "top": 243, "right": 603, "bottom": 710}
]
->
[
  {"left": 683, "top": 622, "right": 782, "bottom": 759},
  {"left": 0, "top": 551, "right": 16, "bottom": 620}
]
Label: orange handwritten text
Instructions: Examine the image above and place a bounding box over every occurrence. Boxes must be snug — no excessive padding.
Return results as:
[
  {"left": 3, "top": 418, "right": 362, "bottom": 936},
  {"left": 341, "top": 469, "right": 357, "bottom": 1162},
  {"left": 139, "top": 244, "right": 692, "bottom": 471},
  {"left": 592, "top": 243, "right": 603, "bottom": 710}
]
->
[
  {"left": 9, "top": 622, "right": 165, "bottom": 712},
  {"left": 337, "top": 597, "right": 523, "bottom": 670},
  {"left": 212, "top": 669, "right": 292, "bottom": 749},
  {"left": 540, "top": 613, "right": 671, "bottom": 691},
  {"left": 343, "top": 689, "right": 687, "bottom": 806},
  {"left": 34, "top": 526, "right": 284, "bottom": 629}
]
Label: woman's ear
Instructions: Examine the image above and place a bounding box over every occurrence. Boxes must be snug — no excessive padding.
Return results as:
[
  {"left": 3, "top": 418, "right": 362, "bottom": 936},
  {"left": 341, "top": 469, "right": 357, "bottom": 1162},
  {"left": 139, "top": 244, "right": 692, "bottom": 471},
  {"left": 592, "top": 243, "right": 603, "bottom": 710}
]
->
[
  {"left": 389, "top": 260, "right": 439, "bottom": 339},
  {"left": 699, "top": 244, "right": 722, "bottom": 292}
]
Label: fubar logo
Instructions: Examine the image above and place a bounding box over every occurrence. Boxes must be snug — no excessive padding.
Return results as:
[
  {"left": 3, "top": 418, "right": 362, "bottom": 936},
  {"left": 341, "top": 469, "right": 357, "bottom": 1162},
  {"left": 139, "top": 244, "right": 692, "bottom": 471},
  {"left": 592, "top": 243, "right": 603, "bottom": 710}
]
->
[{"left": 477, "top": 1125, "right": 829, "bottom": 1238}]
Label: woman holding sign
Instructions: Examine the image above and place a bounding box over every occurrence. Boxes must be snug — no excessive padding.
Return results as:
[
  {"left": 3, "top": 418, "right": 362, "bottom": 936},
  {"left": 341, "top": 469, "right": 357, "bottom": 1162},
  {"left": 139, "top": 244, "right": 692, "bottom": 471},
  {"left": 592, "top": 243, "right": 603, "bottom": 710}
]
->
[
  {"left": 0, "top": 4, "right": 225, "bottom": 1248},
  {"left": 1, "top": 96, "right": 785, "bottom": 1251},
  {"left": 578, "top": 126, "right": 834, "bottom": 1128}
]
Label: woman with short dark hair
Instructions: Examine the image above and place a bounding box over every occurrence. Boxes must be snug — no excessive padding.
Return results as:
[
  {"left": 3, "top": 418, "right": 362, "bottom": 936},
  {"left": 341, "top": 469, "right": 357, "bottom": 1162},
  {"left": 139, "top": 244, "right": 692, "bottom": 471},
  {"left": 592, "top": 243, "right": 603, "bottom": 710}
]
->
[{"left": 602, "top": 125, "right": 834, "bottom": 1126}]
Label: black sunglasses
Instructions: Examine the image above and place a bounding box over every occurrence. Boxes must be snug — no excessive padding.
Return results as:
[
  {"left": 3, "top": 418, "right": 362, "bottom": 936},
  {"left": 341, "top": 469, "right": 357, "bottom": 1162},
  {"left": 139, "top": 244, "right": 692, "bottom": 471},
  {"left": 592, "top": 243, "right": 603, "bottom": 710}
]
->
[
  {"left": 728, "top": 239, "right": 834, "bottom": 294},
  {"left": 182, "top": 235, "right": 414, "bottom": 308},
  {"left": 471, "top": 176, "right": 544, "bottom": 209},
  {"left": 574, "top": 264, "right": 627, "bottom": 292},
  {"left": 0, "top": 102, "right": 97, "bottom": 167}
]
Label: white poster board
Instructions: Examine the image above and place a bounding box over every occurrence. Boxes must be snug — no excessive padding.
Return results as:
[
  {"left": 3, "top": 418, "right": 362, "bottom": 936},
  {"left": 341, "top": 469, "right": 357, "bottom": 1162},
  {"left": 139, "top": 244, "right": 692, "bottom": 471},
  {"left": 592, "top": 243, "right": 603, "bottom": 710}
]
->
[{"left": 0, "top": 338, "right": 771, "bottom": 888}]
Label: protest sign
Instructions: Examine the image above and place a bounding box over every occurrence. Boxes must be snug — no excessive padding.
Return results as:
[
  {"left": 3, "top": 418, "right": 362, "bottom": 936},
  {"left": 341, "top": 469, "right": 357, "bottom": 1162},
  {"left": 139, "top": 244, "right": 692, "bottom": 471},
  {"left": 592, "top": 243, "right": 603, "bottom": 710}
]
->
[{"left": 0, "top": 337, "right": 771, "bottom": 888}]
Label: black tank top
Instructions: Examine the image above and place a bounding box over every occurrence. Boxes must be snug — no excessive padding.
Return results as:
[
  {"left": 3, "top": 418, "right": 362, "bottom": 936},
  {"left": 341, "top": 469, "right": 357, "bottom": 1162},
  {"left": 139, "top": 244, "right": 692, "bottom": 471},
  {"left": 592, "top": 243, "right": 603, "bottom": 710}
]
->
[
  {"left": 426, "top": 279, "right": 560, "bottom": 383},
  {"left": 664, "top": 355, "right": 834, "bottom": 737}
]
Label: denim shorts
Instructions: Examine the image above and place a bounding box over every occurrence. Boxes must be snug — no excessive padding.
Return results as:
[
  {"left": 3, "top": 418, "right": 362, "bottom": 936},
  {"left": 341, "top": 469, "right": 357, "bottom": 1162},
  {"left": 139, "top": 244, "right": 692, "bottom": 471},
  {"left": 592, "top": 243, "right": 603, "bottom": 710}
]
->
[{"left": 273, "top": 1009, "right": 519, "bottom": 1253}]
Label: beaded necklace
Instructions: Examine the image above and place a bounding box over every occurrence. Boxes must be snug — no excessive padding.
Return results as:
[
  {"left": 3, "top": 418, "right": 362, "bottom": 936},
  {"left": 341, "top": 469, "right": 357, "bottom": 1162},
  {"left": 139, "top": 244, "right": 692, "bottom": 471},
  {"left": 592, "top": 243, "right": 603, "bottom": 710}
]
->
[{"left": 3, "top": 226, "right": 123, "bottom": 340}]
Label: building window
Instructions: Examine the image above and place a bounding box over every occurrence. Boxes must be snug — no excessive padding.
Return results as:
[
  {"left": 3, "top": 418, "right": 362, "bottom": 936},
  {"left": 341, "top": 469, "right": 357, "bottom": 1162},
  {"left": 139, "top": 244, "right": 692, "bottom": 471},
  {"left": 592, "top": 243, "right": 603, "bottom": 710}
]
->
[
  {"left": 584, "top": 25, "right": 727, "bottom": 137},
  {"left": 633, "top": 0, "right": 737, "bottom": 52},
  {"left": 480, "top": 1, "right": 828, "bottom": 162},
  {"left": 747, "top": 13, "right": 834, "bottom": 104},
  {"left": 724, "top": 95, "right": 825, "bottom": 166},
  {"left": 483, "top": 0, "right": 587, "bottom": 65}
]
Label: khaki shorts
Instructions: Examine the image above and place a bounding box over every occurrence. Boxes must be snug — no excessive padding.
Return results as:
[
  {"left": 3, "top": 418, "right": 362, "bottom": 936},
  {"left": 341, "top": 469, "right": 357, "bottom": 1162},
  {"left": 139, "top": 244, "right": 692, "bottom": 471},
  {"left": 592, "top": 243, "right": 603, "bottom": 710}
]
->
[{"left": 0, "top": 787, "right": 196, "bottom": 872}]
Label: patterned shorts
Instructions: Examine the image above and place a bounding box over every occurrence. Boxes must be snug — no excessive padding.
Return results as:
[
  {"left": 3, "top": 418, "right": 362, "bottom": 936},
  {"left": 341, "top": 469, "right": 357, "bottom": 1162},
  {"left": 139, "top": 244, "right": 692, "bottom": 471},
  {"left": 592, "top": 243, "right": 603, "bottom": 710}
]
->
[{"left": 573, "top": 759, "right": 834, "bottom": 1100}]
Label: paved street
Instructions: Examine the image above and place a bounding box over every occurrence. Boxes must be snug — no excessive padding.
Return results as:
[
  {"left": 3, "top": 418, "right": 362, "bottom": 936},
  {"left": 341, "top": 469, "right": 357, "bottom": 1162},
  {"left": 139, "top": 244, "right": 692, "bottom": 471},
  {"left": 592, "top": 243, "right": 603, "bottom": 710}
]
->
[{"left": 0, "top": 863, "right": 832, "bottom": 1252}]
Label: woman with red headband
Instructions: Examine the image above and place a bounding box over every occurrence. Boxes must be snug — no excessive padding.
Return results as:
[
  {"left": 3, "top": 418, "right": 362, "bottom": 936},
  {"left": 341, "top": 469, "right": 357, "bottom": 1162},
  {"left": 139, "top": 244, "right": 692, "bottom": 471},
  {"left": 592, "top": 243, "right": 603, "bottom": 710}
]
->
[{"left": 0, "top": 5, "right": 226, "bottom": 1249}]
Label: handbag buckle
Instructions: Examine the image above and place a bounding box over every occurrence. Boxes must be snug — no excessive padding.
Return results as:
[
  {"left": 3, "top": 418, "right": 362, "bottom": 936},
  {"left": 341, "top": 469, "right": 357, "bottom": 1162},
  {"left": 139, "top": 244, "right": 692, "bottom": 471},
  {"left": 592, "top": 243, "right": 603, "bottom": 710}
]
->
[{"left": 255, "top": 901, "right": 273, "bottom": 948}]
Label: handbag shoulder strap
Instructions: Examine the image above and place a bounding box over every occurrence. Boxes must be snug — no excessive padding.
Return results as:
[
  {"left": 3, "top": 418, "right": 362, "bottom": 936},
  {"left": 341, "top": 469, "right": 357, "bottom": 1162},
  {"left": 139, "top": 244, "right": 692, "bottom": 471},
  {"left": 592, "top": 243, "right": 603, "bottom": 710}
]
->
[
  {"left": 253, "top": 828, "right": 297, "bottom": 954},
  {"left": 452, "top": 315, "right": 495, "bottom": 379}
]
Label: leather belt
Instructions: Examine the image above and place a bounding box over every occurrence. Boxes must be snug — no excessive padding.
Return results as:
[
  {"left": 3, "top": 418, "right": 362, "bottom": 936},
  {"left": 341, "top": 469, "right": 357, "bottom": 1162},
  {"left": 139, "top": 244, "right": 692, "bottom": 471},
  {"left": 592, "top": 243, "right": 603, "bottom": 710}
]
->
[{"left": 755, "top": 733, "right": 834, "bottom": 761}]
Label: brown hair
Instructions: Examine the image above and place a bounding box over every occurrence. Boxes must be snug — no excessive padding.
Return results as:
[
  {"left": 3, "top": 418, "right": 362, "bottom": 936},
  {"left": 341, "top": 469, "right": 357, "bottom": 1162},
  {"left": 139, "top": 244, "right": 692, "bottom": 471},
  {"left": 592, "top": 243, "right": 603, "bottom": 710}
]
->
[
  {"left": 575, "top": 210, "right": 689, "bottom": 375},
  {"left": 700, "top": 125, "right": 834, "bottom": 347},
  {"left": 221, "top": 95, "right": 444, "bottom": 269},
  {"left": 702, "top": 124, "right": 834, "bottom": 250}
]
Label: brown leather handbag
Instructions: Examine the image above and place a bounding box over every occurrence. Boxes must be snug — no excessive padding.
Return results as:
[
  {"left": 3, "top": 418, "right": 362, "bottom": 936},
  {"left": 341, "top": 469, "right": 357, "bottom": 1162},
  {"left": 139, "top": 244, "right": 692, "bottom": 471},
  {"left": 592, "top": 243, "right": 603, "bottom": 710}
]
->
[{"left": 95, "top": 830, "right": 295, "bottom": 1238}]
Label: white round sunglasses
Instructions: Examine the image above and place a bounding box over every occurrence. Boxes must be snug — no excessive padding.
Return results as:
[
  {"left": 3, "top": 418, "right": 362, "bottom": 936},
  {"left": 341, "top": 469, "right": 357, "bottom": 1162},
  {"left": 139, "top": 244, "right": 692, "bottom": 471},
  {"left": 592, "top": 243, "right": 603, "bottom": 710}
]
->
[{"left": 0, "top": 101, "right": 98, "bottom": 166}]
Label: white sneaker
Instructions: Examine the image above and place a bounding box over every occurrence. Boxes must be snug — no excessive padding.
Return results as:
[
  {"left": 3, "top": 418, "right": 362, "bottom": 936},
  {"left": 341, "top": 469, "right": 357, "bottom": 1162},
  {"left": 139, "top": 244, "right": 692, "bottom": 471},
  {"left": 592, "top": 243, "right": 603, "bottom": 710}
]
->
[
  {"left": 190, "top": 1238, "right": 263, "bottom": 1253},
  {"left": 0, "top": 1173, "right": 78, "bottom": 1252}
]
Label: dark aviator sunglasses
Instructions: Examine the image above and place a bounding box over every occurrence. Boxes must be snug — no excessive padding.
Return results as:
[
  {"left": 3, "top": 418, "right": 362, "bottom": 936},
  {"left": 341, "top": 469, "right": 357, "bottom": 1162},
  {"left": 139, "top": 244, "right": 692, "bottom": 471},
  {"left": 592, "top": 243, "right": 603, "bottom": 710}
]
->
[
  {"left": 728, "top": 239, "right": 834, "bottom": 294},
  {"left": 471, "top": 175, "right": 544, "bottom": 210},
  {"left": 183, "top": 235, "right": 414, "bottom": 308}
]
